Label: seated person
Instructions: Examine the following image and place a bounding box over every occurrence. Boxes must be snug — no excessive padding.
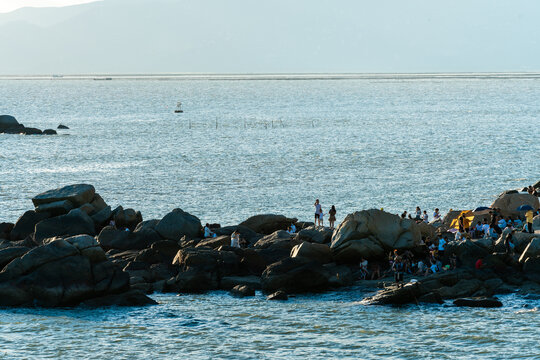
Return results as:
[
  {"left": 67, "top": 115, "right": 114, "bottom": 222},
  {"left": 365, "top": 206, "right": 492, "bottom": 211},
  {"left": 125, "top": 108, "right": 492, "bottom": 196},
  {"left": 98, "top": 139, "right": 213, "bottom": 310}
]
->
[
  {"left": 287, "top": 223, "right": 297, "bottom": 234},
  {"left": 433, "top": 208, "right": 441, "bottom": 222},
  {"left": 204, "top": 223, "right": 217, "bottom": 238}
]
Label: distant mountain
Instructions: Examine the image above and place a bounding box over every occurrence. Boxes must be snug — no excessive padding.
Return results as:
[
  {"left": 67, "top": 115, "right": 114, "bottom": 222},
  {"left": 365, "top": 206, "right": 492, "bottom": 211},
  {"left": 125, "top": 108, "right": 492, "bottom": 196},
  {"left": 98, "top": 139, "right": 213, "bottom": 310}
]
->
[{"left": 0, "top": 0, "right": 539, "bottom": 74}]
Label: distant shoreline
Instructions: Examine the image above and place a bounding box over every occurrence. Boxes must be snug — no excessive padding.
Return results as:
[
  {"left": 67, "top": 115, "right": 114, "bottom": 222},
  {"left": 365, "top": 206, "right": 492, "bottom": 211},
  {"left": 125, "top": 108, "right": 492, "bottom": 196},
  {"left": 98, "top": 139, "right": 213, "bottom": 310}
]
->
[{"left": 2, "top": 72, "right": 540, "bottom": 81}]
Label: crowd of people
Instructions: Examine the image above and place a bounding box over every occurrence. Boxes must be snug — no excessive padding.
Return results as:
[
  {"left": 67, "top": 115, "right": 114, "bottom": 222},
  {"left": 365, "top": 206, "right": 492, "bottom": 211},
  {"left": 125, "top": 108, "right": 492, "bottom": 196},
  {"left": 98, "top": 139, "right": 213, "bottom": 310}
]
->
[{"left": 199, "top": 197, "right": 537, "bottom": 286}]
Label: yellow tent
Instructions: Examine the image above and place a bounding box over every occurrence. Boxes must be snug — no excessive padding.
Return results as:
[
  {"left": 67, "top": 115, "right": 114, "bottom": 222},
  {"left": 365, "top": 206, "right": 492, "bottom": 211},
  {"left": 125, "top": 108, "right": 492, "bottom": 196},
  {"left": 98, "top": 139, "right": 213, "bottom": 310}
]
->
[{"left": 450, "top": 210, "right": 474, "bottom": 229}]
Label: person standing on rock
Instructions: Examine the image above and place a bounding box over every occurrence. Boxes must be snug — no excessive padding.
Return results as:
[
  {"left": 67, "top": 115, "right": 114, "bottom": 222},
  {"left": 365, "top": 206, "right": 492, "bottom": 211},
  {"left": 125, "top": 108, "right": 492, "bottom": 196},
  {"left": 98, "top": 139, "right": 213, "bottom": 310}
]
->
[
  {"left": 525, "top": 210, "right": 534, "bottom": 234},
  {"left": 422, "top": 210, "right": 428, "bottom": 223},
  {"left": 392, "top": 256, "right": 404, "bottom": 288},
  {"left": 230, "top": 230, "right": 241, "bottom": 248},
  {"left": 415, "top": 207, "right": 422, "bottom": 220},
  {"left": 314, "top": 199, "right": 322, "bottom": 226},
  {"left": 329, "top": 205, "right": 337, "bottom": 229}
]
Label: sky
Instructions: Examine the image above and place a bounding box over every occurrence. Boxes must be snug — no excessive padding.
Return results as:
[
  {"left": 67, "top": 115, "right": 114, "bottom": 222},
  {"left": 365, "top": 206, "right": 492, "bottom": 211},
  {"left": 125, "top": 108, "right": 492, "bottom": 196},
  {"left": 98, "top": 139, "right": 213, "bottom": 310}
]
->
[
  {"left": 0, "top": 0, "right": 538, "bottom": 74},
  {"left": 0, "top": 0, "right": 96, "bottom": 13}
]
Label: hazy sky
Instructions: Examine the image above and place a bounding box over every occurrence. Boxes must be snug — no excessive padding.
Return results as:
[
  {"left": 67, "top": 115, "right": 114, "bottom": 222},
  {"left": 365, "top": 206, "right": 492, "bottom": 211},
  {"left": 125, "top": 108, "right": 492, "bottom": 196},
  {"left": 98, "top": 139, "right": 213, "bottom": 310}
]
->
[{"left": 0, "top": 0, "right": 96, "bottom": 13}]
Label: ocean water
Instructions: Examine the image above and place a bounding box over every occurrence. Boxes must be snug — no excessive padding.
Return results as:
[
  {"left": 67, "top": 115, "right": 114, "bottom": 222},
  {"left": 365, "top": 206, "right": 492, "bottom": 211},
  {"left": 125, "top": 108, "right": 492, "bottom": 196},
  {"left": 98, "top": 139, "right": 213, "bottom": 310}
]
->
[
  {"left": 1, "top": 76, "right": 539, "bottom": 225},
  {"left": 1, "top": 75, "right": 540, "bottom": 359}
]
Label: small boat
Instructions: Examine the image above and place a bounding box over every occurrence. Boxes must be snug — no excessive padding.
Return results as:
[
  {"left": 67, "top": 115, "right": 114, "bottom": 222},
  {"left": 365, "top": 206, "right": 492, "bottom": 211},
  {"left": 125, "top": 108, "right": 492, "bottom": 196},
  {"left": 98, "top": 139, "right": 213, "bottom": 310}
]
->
[{"left": 174, "top": 102, "right": 183, "bottom": 113}]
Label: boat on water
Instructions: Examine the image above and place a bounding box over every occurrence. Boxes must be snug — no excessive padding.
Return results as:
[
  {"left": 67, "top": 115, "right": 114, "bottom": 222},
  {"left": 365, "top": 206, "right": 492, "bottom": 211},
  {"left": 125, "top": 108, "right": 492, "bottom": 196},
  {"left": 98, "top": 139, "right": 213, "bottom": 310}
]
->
[
  {"left": 93, "top": 77, "right": 112, "bottom": 80},
  {"left": 174, "top": 102, "right": 183, "bottom": 113}
]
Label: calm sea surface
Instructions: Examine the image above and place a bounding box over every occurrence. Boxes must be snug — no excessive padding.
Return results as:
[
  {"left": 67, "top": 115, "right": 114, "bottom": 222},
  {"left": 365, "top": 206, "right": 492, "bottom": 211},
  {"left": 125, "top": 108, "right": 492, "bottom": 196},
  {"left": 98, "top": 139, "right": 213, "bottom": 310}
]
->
[{"left": 0, "top": 76, "right": 539, "bottom": 358}]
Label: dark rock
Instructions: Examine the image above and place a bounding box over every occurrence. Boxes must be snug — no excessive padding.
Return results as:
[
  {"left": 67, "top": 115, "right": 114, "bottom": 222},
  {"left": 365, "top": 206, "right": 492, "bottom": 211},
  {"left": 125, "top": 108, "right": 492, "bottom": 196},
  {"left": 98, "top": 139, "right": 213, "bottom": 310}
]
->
[
  {"left": 361, "top": 283, "right": 422, "bottom": 305},
  {"left": 0, "top": 115, "right": 19, "bottom": 132},
  {"left": 196, "top": 235, "right": 231, "bottom": 249},
  {"left": 97, "top": 226, "right": 161, "bottom": 250},
  {"left": 445, "top": 239, "right": 490, "bottom": 268},
  {"left": 220, "top": 275, "right": 262, "bottom": 290},
  {"left": 523, "top": 256, "right": 540, "bottom": 283},
  {"left": 453, "top": 297, "right": 503, "bottom": 308},
  {"left": 150, "top": 240, "right": 180, "bottom": 262},
  {"left": 267, "top": 290, "right": 288, "bottom": 300},
  {"left": 239, "top": 214, "right": 297, "bottom": 235},
  {"left": 290, "top": 241, "right": 333, "bottom": 264},
  {"left": 324, "top": 263, "right": 354, "bottom": 287},
  {"left": 32, "top": 184, "right": 96, "bottom": 208},
  {"left": 261, "top": 257, "right": 331, "bottom": 294},
  {"left": 437, "top": 279, "right": 484, "bottom": 299},
  {"left": 239, "top": 249, "right": 268, "bottom": 275},
  {"left": 34, "top": 209, "right": 95, "bottom": 243},
  {"left": 22, "top": 127, "right": 43, "bottom": 135},
  {"left": 213, "top": 225, "right": 262, "bottom": 245},
  {"left": 0, "top": 247, "right": 31, "bottom": 269},
  {"left": 35, "top": 199, "right": 74, "bottom": 216},
  {"left": 42, "top": 129, "right": 57, "bottom": 135},
  {"left": 166, "top": 268, "right": 218, "bottom": 293},
  {"left": 80, "top": 289, "right": 157, "bottom": 307},
  {"left": 230, "top": 284, "right": 255, "bottom": 297},
  {"left": 134, "top": 219, "right": 160, "bottom": 232},
  {"left": 3, "top": 125, "right": 25, "bottom": 134},
  {"left": 418, "top": 292, "right": 444, "bottom": 304},
  {"left": 155, "top": 208, "right": 201, "bottom": 240},
  {"left": 172, "top": 247, "right": 239, "bottom": 276},
  {"left": 253, "top": 230, "right": 295, "bottom": 249},
  {"left": 11, "top": 210, "right": 51, "bottom": 241},
  {"left": 0, "top": 237, "right": 129, "bottom": 307},
  {"left": 89, "top": 193, "right": 108, "bottom": 212},
  {"left": 91, "top": 205, "right": 112, "bottom": 226},
  {"left": 294, "top": 225, "right": 333, "bottom": 244},
  {"left": 57, "top": 124, "right": 69, "bottom": 129},
  {"left": 0, "top": 222, "right": 14, "bottom": 239}
]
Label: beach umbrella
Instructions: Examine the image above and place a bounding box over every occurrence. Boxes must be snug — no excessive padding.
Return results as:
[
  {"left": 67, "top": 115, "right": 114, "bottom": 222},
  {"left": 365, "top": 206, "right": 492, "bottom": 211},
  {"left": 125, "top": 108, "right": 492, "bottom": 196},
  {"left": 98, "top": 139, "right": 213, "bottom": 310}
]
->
[{"left": 516, "top": 204, "right": 534, "bottom": 211}]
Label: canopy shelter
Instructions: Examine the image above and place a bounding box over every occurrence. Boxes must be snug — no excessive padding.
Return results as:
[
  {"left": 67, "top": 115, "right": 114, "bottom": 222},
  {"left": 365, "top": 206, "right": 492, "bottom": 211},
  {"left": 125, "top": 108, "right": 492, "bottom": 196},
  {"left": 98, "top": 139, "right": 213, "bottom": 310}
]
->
[{"left": 450, "top": 210, "right": 474, "bottom": 230}]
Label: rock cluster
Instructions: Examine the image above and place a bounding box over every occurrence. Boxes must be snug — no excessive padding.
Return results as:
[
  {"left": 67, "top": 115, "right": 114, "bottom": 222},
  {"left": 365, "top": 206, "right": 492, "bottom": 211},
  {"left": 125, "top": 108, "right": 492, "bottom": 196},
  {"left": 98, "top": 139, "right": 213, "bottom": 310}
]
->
[{"left": 0, "top": 115, "right": 57, "bottom": 135}]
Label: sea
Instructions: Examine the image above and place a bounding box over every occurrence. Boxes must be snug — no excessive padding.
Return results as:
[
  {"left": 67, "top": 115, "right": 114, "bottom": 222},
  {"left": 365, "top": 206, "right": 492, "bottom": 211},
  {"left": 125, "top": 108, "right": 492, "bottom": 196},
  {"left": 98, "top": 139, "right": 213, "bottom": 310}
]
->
[{"left": 0, "top": 74, "right": 539, "bottom": 359}]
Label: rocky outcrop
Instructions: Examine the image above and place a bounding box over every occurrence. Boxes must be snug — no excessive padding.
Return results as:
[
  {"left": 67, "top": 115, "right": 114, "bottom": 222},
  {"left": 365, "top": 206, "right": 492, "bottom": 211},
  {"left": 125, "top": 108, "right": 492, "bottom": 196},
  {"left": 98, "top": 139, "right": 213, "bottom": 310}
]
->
[
  {"left": 261, "top": 257, "right": 331, "bottom": 294},
  {"left": 491, "top": 192, "right": 539, "bottom": 217},
  {"left": 330, "top": 209, "right": 420, "bottom": 262},
  {"left": 34, "top": 209, "right": 95, "bottom": 243},
  {"left": 253, "top": 230, "right": 294, "bottom": 248},
  {"left": 445, "top": 239, "right": 490, "bottom": 268},
  {"left": 155, "top": 208, "right": 201, "bottom": 240},
  {"left": 97, "top": 226, "right": 161, "bottom": 250},
  {"left": 518, "top": 236, "right": 540, "bottom": 263},
  {"left": 290, "top": 242, "right": 333, "bottom": 264},
  {"left": 32, "top": 184, "right": 96, "bottom": 208},
  {"left": 0, "top": 236, "right": 139, "bottom": 307},
  {"left": 523, "top": 257, "right": 540, "bottom": 283},
  {"left": 0, "top": 115, "right": 19, "bottom": 132},
  {"left": 239, "top": 214, "right": 297, "bottom": 235},
  {"left": 230, "top": 284, "right": 255, "bottom": 297}
]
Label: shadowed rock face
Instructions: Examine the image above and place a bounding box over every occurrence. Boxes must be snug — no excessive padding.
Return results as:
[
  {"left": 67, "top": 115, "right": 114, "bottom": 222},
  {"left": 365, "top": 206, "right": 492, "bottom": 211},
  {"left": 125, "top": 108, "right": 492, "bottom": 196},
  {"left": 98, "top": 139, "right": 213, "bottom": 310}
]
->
[
  {"left": 155, "top": 208, "right": 201, "bottom": 241},
  {"left": 0, "top": 115, "right": 19, "bottom": 132},
  {"left": 0, "top": 236, "right": 131, "bottom": 307},
  {"left": 34, "top": 209, "right": 95, "bottom": 244},
  {"left": 261, "top": 257, "right": 331, "bottom": 294},
  {"left": 330, "top": 209, "right": 421, "bottom": 262}
]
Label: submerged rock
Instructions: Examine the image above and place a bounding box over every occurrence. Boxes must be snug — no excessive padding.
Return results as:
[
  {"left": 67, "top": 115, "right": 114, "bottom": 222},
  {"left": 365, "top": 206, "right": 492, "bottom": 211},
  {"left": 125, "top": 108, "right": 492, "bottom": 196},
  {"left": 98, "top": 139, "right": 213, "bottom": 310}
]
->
[
  {"left": 230, "top": 284, "right": 255, "bottom": 297},
  {"left": 267, "top": 290, "right": 288, "bottom": 300},
  {"left": 453, "top": 297, "right": 503, "bottom": 308},
  {"left": 57, "top": 124, "right": 69, "bottom": 129},
  {"left": 42, "top": 129, "right": 57, "bottom": 135}
]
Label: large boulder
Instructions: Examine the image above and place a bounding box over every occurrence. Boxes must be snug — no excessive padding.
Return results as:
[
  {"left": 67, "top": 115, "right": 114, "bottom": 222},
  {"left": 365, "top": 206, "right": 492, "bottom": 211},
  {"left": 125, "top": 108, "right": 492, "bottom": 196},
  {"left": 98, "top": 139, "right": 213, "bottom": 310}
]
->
[
  {"left": 213, "top": 225, "right": 262, "bottom": 245},
  {"left": 253, "top": 230, "right": 294, "bottom": 249},
  {"left": 261, "top": 257, "right": 331, "bottom": 294},
  {"left": 239, "top": 214, "right": 297, "bottom": 235},
  {"left": 0, "top": 115, "right": 19, "bottom": 132},
  {"left": 290, "top": 242, "right": 333, "bottom": 264},
  {"left": 155, "top": 208, "right": 201, "bottom": 240},
  {"left": 445, "top": 239, "right": 490, "bottom": 268},
  {"left": 523, "top": 256, "right": 540, "bottom": 283},
  {"left": 32, "top": 184, "right": 96, "bottom": 208},
  {"left": 35, "top": 199, "right": 74, "bottom": 216},
  {"left": 0, "top": 247, "right": 31, "bottom": 269},
  {"left": 196, "top": 235, "right": 231, "bottom": 249},
  {"left": 34, "top": 209, "right": 95, "bottom": 243},
  {"left": 534, "top": 215, "right": 540, "bottom": 231},
  {"left": 294, "top": 225, "right": 333, "bottom": 244},
  {"left": 330, "top": 209, "right": 421, "bottom": 262},
  {"left": 519, "top": 236, "right": 540, "bottom": 263},
  {"left": 0, "top": 237, "right": 131, "bottom": 307},
  {"left": 97, "top": 226, "right": 162, "bottom": 251},
  {"left": 172, "top": 247, "right": 239, "bottom": 276},
  {"left": 10, "top": 210, "right": 51, "bottom": 241},
  {"left": 491, "top": 192, "right": 539, "bottom": 217}
]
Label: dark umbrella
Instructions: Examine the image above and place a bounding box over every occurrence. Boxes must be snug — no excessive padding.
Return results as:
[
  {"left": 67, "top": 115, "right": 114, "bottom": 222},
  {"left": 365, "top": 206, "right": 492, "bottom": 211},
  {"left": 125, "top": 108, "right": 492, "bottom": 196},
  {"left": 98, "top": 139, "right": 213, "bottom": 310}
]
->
[
  {"left": 473, "top": 207, "right": 492, "bottom": 215},
  {"left": 517, "top": 204, "right": 534, "bottom": 211}
]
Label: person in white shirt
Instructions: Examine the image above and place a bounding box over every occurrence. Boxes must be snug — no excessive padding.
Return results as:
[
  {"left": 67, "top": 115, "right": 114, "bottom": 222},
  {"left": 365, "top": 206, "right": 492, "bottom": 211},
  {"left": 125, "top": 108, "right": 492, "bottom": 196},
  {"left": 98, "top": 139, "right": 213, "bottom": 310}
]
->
[
  {"left": 433, "top": 208, "right": 441, "bottom": 222},
  {"left": 230, "top": 230, "right": 240, "bottom": 248},
  {"left": 314, "top": 199, "right": 322, "bottom": 225},
  {"left": 422, "top": 211, "right": 429, "bottom": 223},
  {"left": 318, "top": 209, "right": 324, "bottom": 227}
]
